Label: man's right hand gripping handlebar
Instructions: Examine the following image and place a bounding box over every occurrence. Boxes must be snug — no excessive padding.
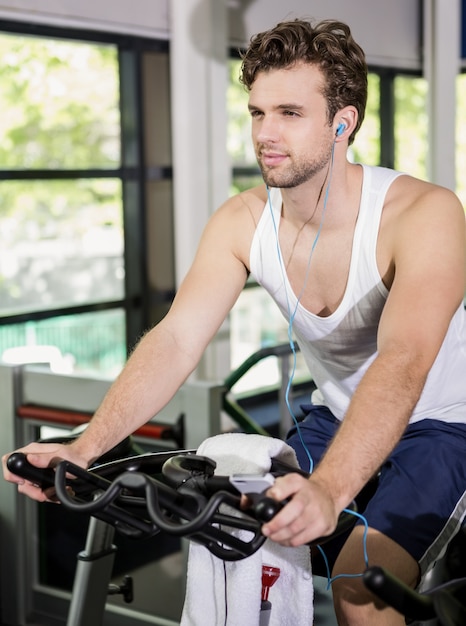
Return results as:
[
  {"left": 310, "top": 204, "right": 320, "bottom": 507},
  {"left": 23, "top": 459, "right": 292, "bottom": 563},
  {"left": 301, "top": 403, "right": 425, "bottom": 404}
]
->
[{"left": 259, "top": 471, "right": 345, "bottom": 548}]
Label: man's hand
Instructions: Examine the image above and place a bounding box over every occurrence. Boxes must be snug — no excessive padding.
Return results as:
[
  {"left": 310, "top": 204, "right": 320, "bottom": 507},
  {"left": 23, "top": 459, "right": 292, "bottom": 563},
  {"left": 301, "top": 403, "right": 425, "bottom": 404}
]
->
[
  {"left": 2, "top": 441, "right": 88, "bottom": 503},
  {"left": 261, "top": 472, "right": 340, "bottom": 546}
]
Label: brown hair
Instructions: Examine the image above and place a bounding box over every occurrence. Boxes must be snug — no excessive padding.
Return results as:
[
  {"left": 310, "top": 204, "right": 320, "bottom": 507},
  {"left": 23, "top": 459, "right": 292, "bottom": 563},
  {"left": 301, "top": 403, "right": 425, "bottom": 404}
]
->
[{"left": 240, "top": 19, "right": 367, "bottom": 145}]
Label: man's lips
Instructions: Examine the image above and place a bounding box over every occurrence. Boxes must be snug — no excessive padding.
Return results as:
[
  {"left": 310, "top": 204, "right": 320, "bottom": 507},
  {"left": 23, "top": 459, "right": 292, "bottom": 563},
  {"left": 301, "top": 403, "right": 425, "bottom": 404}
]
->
[{"left": 260, "top": 151, "right": 288, "bottom": 167}]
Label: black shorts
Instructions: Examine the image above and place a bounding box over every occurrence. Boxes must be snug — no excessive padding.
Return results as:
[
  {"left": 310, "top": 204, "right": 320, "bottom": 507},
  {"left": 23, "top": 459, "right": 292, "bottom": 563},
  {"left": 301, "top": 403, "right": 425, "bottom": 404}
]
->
[{"left": 285, "top": 405, "right": 466, "bottom": 578}]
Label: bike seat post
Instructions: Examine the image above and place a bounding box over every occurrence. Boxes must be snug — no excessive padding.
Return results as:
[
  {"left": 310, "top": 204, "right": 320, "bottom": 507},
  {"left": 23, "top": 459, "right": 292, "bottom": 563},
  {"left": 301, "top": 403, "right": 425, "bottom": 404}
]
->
[{"left": 67, "top": 512, "right": 117, "bottom": 626}]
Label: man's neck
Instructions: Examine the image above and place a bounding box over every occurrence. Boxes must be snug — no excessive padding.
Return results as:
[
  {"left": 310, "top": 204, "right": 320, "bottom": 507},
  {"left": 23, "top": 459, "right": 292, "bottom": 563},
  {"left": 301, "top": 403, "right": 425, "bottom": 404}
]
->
[{"left": 279, "top": 161, "right": 358, "bottom": 229}]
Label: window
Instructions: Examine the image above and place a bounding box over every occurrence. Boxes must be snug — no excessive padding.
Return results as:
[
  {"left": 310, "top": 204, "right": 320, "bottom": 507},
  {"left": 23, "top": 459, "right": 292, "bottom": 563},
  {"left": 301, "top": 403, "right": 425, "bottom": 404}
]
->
[
  {"left": 350, "top": 73, "right": 381, "bottom": 166},
  {"left": 394, "top": 75, "right": 428, "bottom": 178},
  {"left": 227, "top": 58, "right": 262, "bottom": 196},
  {"left": 0, "top": 22, "right": 172, "bottom": 377}
]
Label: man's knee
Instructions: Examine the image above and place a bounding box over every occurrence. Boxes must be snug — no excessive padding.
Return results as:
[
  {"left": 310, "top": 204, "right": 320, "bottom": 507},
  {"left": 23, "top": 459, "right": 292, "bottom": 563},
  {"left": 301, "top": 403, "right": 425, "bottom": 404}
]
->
[
  {"left": 329, "top": 526, "right": 419, "bottom": 625},
  {"left": 332, "top": 578, "right": 407, "bottom": 626}
]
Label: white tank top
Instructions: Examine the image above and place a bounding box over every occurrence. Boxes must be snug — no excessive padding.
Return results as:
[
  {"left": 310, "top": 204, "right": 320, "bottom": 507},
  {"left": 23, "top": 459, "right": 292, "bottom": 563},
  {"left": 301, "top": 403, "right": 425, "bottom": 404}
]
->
[{"left": 249, "top": 164, "right": 466, "bottom": 424}]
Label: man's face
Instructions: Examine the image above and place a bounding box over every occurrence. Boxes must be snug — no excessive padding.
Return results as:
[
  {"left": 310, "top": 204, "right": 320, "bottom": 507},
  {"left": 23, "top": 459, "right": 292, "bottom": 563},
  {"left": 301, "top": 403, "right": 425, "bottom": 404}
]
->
[{"left": 248, "top": 62, "right": 335, "bottom": 188}]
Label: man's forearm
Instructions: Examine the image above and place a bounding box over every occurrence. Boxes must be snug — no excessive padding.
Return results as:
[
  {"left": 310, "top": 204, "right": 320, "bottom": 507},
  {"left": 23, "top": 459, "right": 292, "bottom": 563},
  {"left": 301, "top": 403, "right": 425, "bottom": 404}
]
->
[{"left": 70, "top": 324, "right": 199, "bottom": 464}]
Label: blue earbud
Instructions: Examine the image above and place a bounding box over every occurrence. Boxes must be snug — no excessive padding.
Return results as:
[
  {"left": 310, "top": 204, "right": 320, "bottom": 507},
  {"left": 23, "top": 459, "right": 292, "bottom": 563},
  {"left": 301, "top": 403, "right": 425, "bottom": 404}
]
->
[{"left": 336, "top": 122, "right": 346, "bottom": 137}]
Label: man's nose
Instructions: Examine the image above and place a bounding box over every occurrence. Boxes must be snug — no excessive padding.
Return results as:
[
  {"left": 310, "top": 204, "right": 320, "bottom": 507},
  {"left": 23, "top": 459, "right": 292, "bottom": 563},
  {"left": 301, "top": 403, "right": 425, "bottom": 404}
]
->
[{"left": 255, "top": 116, "right": 279, "bottom": 144}]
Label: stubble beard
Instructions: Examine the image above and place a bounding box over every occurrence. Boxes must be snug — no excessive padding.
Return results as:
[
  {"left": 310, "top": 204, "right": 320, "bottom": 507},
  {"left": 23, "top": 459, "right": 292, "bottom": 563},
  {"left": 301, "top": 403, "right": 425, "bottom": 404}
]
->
[{"left": 258, "top": 144, "right": 333, "bottom": 189}]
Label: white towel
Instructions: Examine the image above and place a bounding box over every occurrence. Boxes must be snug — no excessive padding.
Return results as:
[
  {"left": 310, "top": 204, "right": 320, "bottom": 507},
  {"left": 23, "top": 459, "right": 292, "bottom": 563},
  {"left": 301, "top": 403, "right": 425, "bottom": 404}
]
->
[{"left": 180, "top": 433, "right": 313, "bottom": 626}]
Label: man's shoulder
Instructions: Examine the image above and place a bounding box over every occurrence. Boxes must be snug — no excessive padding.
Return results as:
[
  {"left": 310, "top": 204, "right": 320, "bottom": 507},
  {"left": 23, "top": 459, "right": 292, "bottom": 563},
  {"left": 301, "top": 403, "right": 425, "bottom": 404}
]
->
[
  {"left": 232, "top": 184, "right": 268, "bottom": 209},
  {"left": 219, "top": 184, "right": 268, "bottom": 222},
  {"left": 385, "top": 171, "right": 462, "bottom": 216}
]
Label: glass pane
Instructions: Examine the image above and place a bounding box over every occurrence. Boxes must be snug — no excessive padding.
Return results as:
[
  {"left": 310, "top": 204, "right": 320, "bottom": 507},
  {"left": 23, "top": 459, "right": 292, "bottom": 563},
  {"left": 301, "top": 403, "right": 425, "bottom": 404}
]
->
[
  {"left": 456, "top": 74, "right": 466, "bottom": 209},
  {"left": 394, "top": 75, "right": 428, "bottom": 178},
  {"left": 230, "top": 173, "right": 263, "bottom": 196},
  {"left": 0, "top": 33, "right": 120, "bottom": 169},
  {"left": 0, "top": 309, "right": 126, "bottom": 376},
  {"left": 227, "top": 58, "right": 257, "bottom": 167},
  {"left": 351, "top": 73, "right": 381, "bottom": 165},
  {"left": 0, "top": 179, "right": 124, "bottom": 314},
  {"left": 230, "top": 286, "right": 309, "bottom": 393}
]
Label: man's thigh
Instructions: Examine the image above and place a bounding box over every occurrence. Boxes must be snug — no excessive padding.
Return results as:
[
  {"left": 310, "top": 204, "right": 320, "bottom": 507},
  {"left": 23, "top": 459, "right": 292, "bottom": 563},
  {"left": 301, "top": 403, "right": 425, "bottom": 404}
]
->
[
  {"left": 331, "top": 526, "right": 420, "bottom": 618},
  {"left": 360, "top": 419, "right": 466, "bottom": 578}
]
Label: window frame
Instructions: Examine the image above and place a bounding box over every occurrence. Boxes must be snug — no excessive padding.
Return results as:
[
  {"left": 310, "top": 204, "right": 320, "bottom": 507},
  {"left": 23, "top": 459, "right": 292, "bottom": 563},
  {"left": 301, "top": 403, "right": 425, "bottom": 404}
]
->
[{"left": 0, "top": 19, "right": 172, "bottom": 357}]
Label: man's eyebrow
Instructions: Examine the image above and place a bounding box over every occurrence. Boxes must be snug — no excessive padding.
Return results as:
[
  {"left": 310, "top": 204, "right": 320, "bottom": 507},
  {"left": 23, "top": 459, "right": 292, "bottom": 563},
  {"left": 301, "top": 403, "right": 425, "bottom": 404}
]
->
[
  {"left": 276, "top": 103, "right": 305, "bottom": 110},
  {"left": 247, "top": 102, "right": 305, "bottom": 111}
]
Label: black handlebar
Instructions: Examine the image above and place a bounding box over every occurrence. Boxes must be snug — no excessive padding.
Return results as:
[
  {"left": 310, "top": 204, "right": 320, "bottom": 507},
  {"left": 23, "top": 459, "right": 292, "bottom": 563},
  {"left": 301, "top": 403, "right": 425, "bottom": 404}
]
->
[
  {"left": 160, "top": 453, "right": 359, "bottom": 542},
  {"left": 7, "top": 451, "right": 115, "bottom": 498},
  {"left": 7, "top": 452, "right": 56, "bottom": 489},
  {"left": 7, "top": 451, "right": 267, "bottom": 560},
  {"left": 363, "top": 566, "right": 466, "bottom": 625},
  {"left": 7, "top": 450, "right": 358, "bottom": 558},
  {"left": 363, "top": 566, "right": 436, "bottom": 621}
]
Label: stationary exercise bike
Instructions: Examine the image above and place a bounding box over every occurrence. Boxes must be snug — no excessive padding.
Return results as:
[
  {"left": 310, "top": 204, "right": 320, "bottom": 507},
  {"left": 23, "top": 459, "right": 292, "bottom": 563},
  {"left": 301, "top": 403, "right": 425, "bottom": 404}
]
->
[{"left": 8, "top": 446, "right": 466, "bottom": 626}]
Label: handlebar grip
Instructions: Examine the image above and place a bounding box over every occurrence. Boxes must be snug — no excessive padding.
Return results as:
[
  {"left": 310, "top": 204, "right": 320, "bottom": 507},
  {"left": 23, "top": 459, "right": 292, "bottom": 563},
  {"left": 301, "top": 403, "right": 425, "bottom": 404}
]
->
[
  {"left": 363, "top": 566, "right": 436, "bottom": 621},
  {"left": 251, "top": 494, "right": 284, "bottom": 522},
  {"left": 7, "top": 452, "right": 56, "bottom": 490}
]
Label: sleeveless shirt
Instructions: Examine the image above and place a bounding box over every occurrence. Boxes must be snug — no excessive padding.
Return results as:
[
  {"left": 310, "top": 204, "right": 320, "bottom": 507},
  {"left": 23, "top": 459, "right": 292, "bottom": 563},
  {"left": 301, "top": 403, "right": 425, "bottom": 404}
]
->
[{"left": 249, "top": 164, "right": 466, "bottom": 424}]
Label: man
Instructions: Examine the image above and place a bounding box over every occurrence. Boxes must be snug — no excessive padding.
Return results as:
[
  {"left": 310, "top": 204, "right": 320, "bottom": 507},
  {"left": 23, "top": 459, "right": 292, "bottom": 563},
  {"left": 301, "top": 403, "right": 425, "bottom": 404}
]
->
[{"left": 3, "top": 19, "right": 466, "bottom": 625}]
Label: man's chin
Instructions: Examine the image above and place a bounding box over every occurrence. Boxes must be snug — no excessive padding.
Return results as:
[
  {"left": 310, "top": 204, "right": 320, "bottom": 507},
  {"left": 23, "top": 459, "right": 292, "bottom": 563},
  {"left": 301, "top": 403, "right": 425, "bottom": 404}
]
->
[
  {"left": 260, "top": 171, "right": 281, "bottom": 188},
  {"left": 262, "top": 177, "right": 295, "bottom": 189},
  {"left": 260, "top": 167, "right": 298, "bottom": 189}
]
